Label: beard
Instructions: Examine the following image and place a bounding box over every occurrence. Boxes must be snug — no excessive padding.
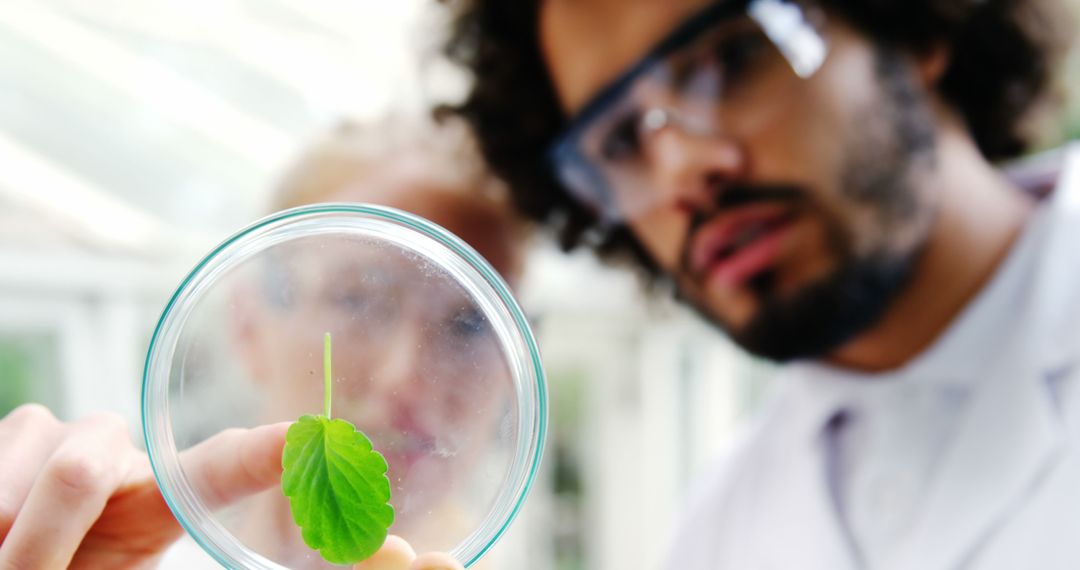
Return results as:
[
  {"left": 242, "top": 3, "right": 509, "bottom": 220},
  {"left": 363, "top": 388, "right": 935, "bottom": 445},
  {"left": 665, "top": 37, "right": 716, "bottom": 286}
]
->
[
  {"left": 724, "top": 253, "right": 915, "bottom": 361},
  {"left": 676, "top": 50, "right": 938, "bottom": 362}
]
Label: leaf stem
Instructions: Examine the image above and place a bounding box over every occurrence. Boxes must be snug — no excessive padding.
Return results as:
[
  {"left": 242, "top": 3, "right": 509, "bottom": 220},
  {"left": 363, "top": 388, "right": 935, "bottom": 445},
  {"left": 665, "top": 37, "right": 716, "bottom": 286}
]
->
[{"left": 324, "top": 332, "right": 332, "bottom": 419}]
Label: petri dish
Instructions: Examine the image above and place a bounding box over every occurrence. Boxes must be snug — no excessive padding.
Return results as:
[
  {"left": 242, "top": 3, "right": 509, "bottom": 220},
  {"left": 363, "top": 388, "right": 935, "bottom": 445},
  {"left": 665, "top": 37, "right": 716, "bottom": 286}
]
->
[{"left": 142, "top": 203, "right": 547, "bottom": 569}]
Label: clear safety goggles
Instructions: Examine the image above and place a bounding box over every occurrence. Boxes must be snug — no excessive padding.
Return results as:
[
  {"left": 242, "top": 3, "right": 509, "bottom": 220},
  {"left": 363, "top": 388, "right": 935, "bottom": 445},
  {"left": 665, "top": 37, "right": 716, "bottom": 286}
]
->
[{"left": 548, "top": 0, "right": 828, "bottom": 224}]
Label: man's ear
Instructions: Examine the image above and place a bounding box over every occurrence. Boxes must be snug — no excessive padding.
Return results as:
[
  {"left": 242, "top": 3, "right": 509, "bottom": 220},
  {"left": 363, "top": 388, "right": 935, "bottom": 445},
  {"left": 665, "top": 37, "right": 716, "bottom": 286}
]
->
[{"left": 916, "top": 43, "right": 950, "bottom": 88}]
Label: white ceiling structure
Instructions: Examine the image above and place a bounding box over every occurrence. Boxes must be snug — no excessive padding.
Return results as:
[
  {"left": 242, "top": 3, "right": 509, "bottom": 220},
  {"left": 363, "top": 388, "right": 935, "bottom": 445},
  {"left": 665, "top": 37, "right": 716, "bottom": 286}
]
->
[{"left": 0, "top": 0, "right": 452, "bottom": 256}]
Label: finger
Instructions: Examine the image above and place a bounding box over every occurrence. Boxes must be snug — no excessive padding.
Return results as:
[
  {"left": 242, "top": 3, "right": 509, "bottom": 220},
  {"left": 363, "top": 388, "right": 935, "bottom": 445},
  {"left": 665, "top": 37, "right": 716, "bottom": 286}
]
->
[
  {"left": 411, "top": 552, "right": 465, "bottom": 570},
  {"left": 0, "top": 404, "right": 66, "bottom": 542},
  {"left": 354, "top": 535, "right": 417, "bottom": 570},
  {"left": 0, "top": 412, "right": 132, "bottom": 569},
  {"left": 181, "top": 422, "right": 290, "bottom": 510}
]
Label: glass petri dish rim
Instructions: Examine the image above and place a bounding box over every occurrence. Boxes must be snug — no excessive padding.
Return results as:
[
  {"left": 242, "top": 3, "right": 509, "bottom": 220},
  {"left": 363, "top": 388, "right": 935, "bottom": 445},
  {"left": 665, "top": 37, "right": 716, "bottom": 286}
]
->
[{"left": 142, "top": 202, "right": 548, "bottom": 569}]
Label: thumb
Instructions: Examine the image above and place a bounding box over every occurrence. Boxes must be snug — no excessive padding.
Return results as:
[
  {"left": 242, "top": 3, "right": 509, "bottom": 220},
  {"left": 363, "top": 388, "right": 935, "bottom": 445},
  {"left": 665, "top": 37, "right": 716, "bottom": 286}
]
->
[
  {"left": 411, "top": 552, "right": 466, "bottom": 570},
  {"left": 180, "top": 422, "right": 291, "bottom": 510},
  {"left": 354, "top": 535, "right": 416, "bottom": 570},
  {"left": 352, "top": 536, "right": 465, "bottom": 570}
]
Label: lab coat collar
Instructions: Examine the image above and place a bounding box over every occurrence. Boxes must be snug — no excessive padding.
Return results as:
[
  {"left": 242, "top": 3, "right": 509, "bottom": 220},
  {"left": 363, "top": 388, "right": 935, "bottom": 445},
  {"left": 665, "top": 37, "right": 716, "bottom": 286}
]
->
[
  {"left": 889, "top": 335, "right": 1064, "bottom": 570},
  {"left": 891, "top": 144, "right": 1080, "bottom": 570},
  {"left": 740, "top": 392, "right": 864, "bottom": 570},
  {"left": 754, "top": 144, "right": 1080, "bottom": 570}
]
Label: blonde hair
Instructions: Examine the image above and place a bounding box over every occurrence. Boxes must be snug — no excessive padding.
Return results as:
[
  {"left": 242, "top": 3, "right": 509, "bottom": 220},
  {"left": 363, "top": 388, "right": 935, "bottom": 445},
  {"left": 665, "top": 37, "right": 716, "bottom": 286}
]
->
[
  {"left": 274, "top": 116, "right": 503, "bottom": 207},
  {"left": 272, "top": 116, "right": 528, "bottom": 281}
]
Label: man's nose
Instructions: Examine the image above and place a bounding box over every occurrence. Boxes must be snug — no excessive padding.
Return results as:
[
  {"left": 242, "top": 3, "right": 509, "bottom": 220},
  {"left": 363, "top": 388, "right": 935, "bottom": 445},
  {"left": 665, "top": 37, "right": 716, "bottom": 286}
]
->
[{"left": 645, "top": 126, "right": 746, "bottom": 215}]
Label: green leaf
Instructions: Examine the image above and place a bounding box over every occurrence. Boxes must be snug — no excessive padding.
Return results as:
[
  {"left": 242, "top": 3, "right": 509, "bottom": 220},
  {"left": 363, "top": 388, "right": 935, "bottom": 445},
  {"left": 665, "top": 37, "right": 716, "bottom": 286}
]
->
[{"left": 281, "top": 414, "right": 395, "bottom": 564}]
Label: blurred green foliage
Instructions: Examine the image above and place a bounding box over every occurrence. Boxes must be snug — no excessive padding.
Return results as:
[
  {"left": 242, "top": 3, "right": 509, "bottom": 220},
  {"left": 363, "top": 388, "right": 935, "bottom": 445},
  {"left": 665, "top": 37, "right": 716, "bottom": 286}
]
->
[
  {"left": 0, "top": 342, "right": 33, "bottom": 416},
  {"left": 0, "top": 335, "right": 59, "bottom": 417}
]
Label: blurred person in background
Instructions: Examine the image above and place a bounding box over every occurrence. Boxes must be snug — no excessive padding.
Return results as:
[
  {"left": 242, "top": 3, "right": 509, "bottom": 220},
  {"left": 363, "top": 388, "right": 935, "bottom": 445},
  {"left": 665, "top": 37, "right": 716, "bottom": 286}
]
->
[
  {"left": 438, "top": 0, "right": 1080, "bottom": 568},
  {"left": 214, "top": 118, "right": 525, "bottom": 568},
  {"left": 0, "top": 117, "right": 524, "bottom": 570}
]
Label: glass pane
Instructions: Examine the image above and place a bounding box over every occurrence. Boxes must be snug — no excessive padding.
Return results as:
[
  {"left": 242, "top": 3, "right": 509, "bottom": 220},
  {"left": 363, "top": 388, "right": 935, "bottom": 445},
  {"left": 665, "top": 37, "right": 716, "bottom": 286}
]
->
[{"left": 0, "top": 331, "right": 63, "bottom": 417}]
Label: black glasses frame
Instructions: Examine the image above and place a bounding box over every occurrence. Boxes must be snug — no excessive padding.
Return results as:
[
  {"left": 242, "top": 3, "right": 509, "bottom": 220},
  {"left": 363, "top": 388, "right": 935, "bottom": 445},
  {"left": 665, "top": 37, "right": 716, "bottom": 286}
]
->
[{"left": 547, "top": 0, "right": 753, "bottom": 178}]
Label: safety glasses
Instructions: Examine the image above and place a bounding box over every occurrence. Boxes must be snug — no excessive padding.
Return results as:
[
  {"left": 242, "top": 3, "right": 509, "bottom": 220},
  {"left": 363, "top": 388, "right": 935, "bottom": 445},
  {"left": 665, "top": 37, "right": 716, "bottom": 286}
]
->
[{"left": 548, "top": 0, "right": 828, "bottom": 224}]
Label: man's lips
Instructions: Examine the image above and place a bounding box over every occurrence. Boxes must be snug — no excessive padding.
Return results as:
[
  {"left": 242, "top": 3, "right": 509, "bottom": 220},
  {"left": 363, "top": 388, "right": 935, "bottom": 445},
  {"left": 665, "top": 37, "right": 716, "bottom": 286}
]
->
[{"left": 689, "top": 205, "right": 797, "bottom": 288}]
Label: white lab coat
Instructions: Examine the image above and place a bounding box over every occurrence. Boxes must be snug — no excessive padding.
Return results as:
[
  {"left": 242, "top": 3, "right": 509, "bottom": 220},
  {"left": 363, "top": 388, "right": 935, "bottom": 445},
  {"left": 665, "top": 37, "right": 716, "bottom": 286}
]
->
[{"left": 665, "top": 144, "right": 1080, "bottom": 570}]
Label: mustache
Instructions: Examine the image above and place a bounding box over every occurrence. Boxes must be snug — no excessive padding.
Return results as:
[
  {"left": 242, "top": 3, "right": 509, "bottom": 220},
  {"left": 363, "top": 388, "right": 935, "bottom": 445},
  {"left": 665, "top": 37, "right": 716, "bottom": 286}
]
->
[{"left": 689, "top": 183, "right": 806, "bottom": 225}]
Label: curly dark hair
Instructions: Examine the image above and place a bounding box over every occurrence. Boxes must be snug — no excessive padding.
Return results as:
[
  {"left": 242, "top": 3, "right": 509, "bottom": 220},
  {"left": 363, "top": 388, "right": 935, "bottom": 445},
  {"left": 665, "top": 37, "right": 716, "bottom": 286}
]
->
[{"left": 439, "top": 0, "right": 1074, "bottom": 279}]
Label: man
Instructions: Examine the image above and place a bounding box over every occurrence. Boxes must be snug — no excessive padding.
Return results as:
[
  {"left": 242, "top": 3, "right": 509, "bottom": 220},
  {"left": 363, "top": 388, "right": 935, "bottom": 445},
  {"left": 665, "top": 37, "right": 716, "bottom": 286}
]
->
[{"left": 441, "top": 0, "right": 1079, "bottom": 567}]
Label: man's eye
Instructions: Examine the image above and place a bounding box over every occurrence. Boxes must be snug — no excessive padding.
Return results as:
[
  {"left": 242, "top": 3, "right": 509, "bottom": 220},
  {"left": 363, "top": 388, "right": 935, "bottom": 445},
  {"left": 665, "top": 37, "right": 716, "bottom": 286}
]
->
[
  {"left": 715, "top": 31, "right": 769, "bottom": 87},
  {"left": 600, "top": 112, "right": 643, "bottom": 162}
]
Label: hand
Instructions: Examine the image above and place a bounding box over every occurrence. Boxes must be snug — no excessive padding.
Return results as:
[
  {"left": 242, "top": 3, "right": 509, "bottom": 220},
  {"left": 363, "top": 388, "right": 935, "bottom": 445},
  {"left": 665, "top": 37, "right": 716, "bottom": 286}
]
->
[
  {"left": 0, "top": 404, "right": 289, "bottom": 569},
  {"left": 354, "top": 536, "right": 464, "bottom": 570}
]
